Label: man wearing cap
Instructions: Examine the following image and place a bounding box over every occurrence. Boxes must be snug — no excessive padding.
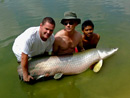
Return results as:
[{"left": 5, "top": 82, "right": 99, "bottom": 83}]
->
[{"left": 53, "top": 11, "right": 84, "bottom": 55}]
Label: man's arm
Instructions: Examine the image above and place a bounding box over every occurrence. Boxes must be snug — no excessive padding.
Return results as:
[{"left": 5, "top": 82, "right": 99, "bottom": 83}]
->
[
  {"left": 77, "top": 38, "right": 85, "bottom": 52},
  {"left": 52, "top": 37, "right": 60, "bottom": 55},
  {"left": 93, "top": 33, "right": 100, "bottom": 48},
  {"left": 21, "top": 52, "right": 33, "bottom": 82}
]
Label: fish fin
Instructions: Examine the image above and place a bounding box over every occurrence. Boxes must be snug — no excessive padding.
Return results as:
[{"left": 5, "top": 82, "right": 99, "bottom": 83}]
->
[
  {"left": 93, "top": 59, "right": 103, "bottom": 72},
  {"left": 54, "top": 73, "right": 63, "bottom": 79},
  {"left": 36, "top": 75, "right": 45, "bottom": 80}
]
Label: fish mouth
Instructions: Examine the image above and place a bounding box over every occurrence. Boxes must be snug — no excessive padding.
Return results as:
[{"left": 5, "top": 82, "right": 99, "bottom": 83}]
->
[
  {"left": 97, "top": 47, "right": 119, "bottom": 59},
  {"left": 113, "top": 48, "right": 118, "bottom": 51}
]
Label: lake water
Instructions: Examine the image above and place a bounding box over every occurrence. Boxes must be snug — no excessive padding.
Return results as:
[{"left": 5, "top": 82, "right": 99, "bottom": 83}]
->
[{"left": 0, "top": 0, "right": 130, "bottom": 98}]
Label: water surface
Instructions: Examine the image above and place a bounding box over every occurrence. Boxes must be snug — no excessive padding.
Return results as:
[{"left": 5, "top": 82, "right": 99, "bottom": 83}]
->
[{"left": 0, "top": 0, "right": 130, "bottom": 98}]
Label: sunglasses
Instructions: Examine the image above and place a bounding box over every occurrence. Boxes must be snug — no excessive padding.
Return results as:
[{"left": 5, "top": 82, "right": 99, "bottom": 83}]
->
[{"left": 63, "top": 21, "right": 74, "bottom": 25}]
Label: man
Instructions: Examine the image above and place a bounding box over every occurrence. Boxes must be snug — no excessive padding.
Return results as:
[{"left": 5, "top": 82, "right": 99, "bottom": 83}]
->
[
  {"left": 53, "top": 11, "right": 84, "bottom": 55},
  {"left": 82, "top": 20, "right": 100, "bottom": 50},
  {"left": 12, "top": 17, "right": 55, "bottom": 82},
  {"left": 82, "top": 20, "right": 100, "bottom": 70}
]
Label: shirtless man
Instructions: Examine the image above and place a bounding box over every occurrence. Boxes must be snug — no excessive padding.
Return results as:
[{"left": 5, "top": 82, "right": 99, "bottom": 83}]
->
[
  {"left": 82, "top": 20, "right": 100, "bottom": 50},
  {"left": 53, "top": 11, "right": 84, "bottom": 55},
  {"left": 82, "top": 20, "right": 101, "bottom": 70}
]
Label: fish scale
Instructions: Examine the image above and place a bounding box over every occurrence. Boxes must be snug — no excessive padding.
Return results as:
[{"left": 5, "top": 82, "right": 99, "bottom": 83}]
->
[{"left": 17, "top": 48, "right": 118, "bottom": 80}]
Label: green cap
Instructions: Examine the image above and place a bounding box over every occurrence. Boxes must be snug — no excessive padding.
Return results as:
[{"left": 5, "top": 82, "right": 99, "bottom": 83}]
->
[{"left": 61, "top": 11, "right": 81, "bottom": 24}]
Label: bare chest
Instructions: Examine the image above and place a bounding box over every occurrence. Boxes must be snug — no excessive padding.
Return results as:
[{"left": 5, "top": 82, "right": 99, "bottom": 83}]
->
[{"left": 61, "top": 37, "right": 77, "bottom": 50}]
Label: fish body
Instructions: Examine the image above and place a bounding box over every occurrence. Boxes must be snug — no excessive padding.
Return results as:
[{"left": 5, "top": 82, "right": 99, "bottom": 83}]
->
[{"left": 18, "top": 48, "right": 118, "bottom": 80}]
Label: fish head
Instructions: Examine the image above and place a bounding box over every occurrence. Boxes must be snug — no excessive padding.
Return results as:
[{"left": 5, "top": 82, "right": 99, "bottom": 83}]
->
[{"left": 98, "top": 48, "right": 118, "bottom": 59}]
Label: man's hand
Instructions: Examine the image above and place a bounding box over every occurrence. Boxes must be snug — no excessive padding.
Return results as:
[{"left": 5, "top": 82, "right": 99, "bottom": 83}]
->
[
  {"left": 21, "top": 53, "right": 34, "bottom": 82},
  {"left": 23, "top": 74, "right": 34, "bottom": 82}
]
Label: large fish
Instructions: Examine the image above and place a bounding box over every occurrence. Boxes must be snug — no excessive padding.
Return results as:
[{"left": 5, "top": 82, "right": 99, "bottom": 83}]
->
[{"left": 17, "top": 48, "right": 118, "bottom": 80}]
